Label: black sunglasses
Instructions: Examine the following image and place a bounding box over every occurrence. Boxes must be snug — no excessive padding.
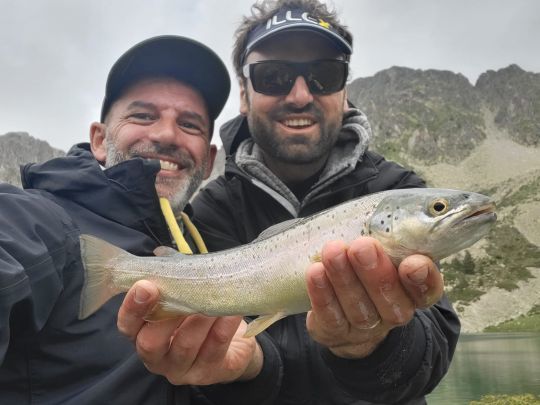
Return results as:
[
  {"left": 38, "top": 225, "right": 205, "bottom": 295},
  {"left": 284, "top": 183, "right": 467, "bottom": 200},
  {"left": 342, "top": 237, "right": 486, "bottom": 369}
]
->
[{"left": 242, "top": 59, "right": 348, "bottom": 96}]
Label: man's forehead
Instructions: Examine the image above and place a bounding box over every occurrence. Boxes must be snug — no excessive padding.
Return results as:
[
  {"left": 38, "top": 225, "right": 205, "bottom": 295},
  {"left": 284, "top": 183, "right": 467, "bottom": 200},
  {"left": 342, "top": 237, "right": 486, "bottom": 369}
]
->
[
  {"left": 110, "top": 77, "right": 210, "bottom": 120},
  {"left": 246, "top": 31, "right": 344, "bottom": 63}
]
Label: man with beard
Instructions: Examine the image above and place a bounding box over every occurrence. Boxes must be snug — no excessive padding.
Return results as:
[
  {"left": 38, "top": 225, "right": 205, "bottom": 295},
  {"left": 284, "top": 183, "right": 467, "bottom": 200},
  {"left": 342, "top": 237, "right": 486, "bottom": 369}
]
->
[
  {"left": 118, "top": 1, "right": 460, "bottom": 404},
  {"left": 0, "top": 36, "right": 277, "bottom": 404}
]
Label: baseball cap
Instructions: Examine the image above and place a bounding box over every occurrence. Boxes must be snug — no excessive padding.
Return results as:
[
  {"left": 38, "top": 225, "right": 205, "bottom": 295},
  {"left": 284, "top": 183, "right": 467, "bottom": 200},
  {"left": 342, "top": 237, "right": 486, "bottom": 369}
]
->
[
  {"left": 100, "top": 35, "right": 230, "bottom": 123},
  {"left": 243, "top": 8, "right": 352, "bottom": 62}
]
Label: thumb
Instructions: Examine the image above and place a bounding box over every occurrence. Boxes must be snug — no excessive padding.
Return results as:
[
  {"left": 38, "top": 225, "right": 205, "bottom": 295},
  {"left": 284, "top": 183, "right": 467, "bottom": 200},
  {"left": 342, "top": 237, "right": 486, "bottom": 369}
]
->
[{"left": 117, "top": 280, "right": 160, "bottom": 339}]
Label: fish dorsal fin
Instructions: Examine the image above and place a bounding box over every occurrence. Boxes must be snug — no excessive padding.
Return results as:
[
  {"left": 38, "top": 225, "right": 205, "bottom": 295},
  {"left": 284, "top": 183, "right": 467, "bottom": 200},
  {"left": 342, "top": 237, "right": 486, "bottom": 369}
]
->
[
  {"left": 153, "top": 246, "right": 183, "bottom": 257},
  {"left": 253, "top": 218, "right": 304, "bottom": 242}
]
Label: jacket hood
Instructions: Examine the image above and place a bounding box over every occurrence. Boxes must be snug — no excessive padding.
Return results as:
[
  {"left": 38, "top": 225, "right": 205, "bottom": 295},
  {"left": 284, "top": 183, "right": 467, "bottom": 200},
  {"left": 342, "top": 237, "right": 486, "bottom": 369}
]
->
[
  {"left": 223, "top": 109, "right": 372, "bottom": 216},
  {"left": 20, "top": 143, "right": 164, "bottom": 231},
  {"left": 220, "top": 114, "right": 250, "bottom": 156}
]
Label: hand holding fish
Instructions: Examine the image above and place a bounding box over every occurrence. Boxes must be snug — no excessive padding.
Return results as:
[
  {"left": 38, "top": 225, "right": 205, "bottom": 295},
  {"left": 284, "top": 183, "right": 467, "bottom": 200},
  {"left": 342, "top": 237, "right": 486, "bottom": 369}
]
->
[
  {"left": 305, "top": 237, "right": 443, "bottom": 359},
  {"left": 80, "top": 189, "right": 495, "bottom": 367},
  {"left": 117, "top": 280, "right": 264, "bottom": 385}
]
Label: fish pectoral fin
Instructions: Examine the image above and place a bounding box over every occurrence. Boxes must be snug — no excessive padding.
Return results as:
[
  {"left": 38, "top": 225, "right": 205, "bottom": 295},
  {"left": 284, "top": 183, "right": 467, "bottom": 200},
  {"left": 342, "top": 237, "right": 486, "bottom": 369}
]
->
[
  {"left": 144, "top": 301, "right": 195, "bottom": 322},
  {"left": 244, "top": 312, "right": 287, "bottom": 338}
]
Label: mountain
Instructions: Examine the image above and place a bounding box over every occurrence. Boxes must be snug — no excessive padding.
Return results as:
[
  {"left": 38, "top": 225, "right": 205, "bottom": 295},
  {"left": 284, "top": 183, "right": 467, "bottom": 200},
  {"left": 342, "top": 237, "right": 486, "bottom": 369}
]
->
[
  {"left": 1, "top": 64, "right": 538, "bottom": 332},
  {"left": 476, "top": 64, "right": 540, "bottom": 147},
  {"left": 0, "top": 132, "right": 65, "bottom": 187},
  {"left": 348, "top": 66, "right": 485, "bottom": 164},
  {"left": 348, "top": 64, "right": 540, "bottom": 332}
]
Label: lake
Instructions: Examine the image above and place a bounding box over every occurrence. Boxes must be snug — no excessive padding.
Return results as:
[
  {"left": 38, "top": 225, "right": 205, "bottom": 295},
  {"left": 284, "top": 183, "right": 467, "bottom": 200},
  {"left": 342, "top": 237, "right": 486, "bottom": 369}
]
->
[{"left": 427, "top": 333, "right": 540, "bottom": 404}]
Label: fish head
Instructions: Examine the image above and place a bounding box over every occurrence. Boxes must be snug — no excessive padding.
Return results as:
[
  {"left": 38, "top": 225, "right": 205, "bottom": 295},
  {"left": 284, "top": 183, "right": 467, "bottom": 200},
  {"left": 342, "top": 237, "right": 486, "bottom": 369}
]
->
[{"left": 368, "top": 189, "right": 496, "bottom": 265}]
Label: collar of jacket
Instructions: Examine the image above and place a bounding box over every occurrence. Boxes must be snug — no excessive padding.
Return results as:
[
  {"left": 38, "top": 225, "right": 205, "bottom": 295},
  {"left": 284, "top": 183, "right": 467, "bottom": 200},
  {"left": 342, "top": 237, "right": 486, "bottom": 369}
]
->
[{"left": 19, "top": 143, "right": 186, "bottom": 244}]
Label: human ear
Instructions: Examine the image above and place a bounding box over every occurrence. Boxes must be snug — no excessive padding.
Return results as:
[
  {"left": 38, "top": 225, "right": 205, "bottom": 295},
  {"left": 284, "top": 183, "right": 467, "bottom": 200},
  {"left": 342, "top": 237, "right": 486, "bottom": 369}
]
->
[
  {"left": 89, "top": 122, "right": 107, "bottom": 163},
  {"left": 239, "top": 81, "right": 249, "bottom": 115},
  {"left": 203, "top": 145, "right": 217, "bottom": 179}
]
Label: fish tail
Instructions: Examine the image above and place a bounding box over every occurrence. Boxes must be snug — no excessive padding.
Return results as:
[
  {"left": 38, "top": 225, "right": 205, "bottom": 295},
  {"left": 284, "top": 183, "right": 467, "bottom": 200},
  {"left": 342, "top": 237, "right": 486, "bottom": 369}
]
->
[{"left": 78, "top": 234, "right": 128, "bottom": 319}]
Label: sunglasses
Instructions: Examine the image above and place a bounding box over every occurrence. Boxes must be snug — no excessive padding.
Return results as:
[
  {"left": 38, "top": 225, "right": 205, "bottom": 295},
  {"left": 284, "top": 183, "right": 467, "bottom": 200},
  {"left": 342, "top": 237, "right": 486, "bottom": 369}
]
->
[{"left": 242, "top": 59, "right": 348, "bottom": 96}]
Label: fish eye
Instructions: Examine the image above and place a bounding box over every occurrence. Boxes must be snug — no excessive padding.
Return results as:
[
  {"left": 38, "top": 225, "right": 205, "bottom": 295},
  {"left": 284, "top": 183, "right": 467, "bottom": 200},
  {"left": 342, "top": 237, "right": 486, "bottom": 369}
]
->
[{"left": 429, "top": 198, "right": 450, "bottom": 216}]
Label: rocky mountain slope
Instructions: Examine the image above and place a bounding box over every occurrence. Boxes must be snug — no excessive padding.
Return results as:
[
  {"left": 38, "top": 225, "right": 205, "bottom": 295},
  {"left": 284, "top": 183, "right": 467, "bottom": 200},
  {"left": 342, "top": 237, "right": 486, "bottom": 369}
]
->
[
  {"left": 1, "top": 65, "right": 538, "bottom": 332},
  {"left": 348, "top": 64, "right": 540, "bottom": 332},
  {"left": 0, "top": 132, "right": 65, "bottom": 187}
]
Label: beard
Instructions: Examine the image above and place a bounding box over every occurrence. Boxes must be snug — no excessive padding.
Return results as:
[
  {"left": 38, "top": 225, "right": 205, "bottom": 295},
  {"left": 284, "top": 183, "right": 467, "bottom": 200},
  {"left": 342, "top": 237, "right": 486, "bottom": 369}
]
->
[
  {"left": 246, "top": 103, "right": 343, "bottom": 165},
  {"left": 104, "top": 134, "right": 208, "bottom": 214}
]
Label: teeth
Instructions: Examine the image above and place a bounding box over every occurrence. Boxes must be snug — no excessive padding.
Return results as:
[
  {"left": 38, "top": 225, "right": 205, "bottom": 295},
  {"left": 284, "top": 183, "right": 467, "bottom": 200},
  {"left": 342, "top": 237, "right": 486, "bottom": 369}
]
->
[
  {"left": 160, "top": 160, "right": 179, "bottom": 171},
  {"left": 284, "top": 118, "right": 314, "bottom": 127}
]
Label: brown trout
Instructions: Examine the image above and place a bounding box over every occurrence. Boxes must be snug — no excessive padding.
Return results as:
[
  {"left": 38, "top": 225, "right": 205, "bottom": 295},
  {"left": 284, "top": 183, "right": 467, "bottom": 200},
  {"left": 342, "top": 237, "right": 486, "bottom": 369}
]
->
[{"left": 78, "top": 188, "right": 496, "bottom": 336}]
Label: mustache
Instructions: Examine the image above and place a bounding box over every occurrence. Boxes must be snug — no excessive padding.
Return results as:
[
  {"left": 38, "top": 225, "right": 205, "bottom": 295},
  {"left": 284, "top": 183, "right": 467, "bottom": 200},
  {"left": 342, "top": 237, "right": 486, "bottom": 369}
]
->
[
  {"left": 269, "top": 103, "right": 323, "bottom": 121},
  {"left": 128, "top": 143, "right": 195, "bottom": 170}
]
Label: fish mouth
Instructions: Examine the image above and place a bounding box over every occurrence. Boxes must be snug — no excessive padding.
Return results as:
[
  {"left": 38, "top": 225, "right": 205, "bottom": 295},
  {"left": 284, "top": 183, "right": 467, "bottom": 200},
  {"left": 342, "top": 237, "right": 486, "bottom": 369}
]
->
[{"left": 457, "top": 202, "right": 497, "bottom": 225}]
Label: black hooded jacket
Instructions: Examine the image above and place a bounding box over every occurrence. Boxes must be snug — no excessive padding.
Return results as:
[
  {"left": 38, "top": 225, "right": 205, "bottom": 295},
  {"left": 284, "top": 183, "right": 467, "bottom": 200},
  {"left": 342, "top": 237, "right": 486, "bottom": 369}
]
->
[
  {"left": 0, "top": 144, "right": 280, "bottom": 405},
  {"left": 191, "top": 114, "right": 461, "bottom": 404}
]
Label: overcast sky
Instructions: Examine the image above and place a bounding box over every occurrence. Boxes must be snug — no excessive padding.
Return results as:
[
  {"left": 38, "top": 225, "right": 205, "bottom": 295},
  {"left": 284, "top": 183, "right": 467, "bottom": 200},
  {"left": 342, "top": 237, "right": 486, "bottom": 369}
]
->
[{"left": 1, "top": 0, "right": 539, "bottom": 152}]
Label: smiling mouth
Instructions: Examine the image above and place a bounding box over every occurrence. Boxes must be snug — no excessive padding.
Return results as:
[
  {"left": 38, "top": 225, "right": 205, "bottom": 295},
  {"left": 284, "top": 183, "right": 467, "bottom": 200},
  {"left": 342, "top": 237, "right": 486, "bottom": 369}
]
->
[
  {"left": 159, "top": 160, "right": 179, "bottom": 171},
  {"left": 282, "top": 118, "right": 315, "bottom": 129}
]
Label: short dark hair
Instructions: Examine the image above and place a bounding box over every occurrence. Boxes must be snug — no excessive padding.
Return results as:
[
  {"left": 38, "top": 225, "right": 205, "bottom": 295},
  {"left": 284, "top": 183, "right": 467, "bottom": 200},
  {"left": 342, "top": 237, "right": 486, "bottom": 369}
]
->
[{"left": 232, "top": 0, "right": 353, "bottom": 80}]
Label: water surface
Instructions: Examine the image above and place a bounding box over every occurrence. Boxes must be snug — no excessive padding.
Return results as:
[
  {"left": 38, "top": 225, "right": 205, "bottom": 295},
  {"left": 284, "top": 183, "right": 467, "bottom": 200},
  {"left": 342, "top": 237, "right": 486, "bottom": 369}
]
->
[{"left": 427, "top": 333, "right": 540, "bottom": 404}]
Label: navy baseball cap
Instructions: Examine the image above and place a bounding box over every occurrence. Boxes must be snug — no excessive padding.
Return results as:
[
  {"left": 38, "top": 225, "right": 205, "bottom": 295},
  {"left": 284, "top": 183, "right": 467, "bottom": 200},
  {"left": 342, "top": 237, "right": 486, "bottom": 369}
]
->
[
  {"left": 100, "top": 35, "right": 230, "bottom": 123},
  {"left": 242, "top": 8, "right": 352, "bottom": 62}
]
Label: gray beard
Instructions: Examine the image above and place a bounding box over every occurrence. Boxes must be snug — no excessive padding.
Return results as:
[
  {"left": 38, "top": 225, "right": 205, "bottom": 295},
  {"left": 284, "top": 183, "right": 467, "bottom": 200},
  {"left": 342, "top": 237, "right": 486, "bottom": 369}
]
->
[{"left": 104, "top": 135, "right": 207, "bottom": 214}]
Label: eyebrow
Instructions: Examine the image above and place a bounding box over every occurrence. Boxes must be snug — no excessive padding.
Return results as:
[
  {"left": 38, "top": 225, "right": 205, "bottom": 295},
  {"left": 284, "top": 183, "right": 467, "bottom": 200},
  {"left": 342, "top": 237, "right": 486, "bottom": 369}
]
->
[
  {"left": 126, "top": 101, "right": 208, "bottom": 128},
  {"left": 179, "top": 110, "right": 208, "bottom": 129},
  {"left": 126, "top": 100, "right": 156, "bottom": 111}
]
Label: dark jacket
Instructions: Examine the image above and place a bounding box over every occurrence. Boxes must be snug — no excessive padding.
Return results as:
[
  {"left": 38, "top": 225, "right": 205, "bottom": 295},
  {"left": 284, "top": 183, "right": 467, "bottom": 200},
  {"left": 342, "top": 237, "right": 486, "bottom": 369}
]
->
[
  {"left": 0, "top": 144, "right": 280, "bottom": 405},
  {"left": 192, "top": 114, "right": 461, "bottom": 404}
]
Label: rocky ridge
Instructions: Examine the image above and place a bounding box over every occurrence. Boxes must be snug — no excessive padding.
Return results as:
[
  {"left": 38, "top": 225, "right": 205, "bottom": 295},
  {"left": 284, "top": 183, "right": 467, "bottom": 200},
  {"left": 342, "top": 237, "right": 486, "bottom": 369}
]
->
[{"left": 0, "top": 132, "right": 65, "bottom": 187}]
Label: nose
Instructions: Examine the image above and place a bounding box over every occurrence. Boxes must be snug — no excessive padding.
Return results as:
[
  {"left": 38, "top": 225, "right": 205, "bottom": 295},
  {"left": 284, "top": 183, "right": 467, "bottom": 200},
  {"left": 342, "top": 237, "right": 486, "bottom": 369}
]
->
[
  {"left": 284, "top": 76, "right": 314, "bottom": 107},
  {"left": 148, "top": 116, "right": 178, "bottom": 145}
]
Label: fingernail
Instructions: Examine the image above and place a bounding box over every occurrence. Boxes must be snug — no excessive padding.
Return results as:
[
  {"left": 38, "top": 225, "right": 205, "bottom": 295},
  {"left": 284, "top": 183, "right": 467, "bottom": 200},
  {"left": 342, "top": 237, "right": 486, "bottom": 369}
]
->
[
  {"left": 354, "top": 244, "right": 378, "bottom": 270},
  {"left": 408, "top": 265, "right": 428, "bottom": 285},
  {"left": 134, "top": 286, "right": 150, "bottom": 304}
]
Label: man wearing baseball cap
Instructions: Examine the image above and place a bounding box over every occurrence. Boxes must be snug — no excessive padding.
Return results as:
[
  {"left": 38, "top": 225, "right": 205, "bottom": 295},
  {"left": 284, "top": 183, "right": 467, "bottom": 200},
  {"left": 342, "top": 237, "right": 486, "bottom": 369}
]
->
[
  {"left": 120, "top": 1, "right": 460, "bottom": 404},
  {"left": 0, "top": 35, "right": 279, "bottom": 404}
]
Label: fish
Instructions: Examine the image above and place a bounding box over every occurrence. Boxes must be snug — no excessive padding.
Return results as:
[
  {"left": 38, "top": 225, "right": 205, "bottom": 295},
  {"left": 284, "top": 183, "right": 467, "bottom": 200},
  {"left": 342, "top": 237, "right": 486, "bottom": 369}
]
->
[{"left": 78, "top": 188, "right": 496, "bottom": 337}]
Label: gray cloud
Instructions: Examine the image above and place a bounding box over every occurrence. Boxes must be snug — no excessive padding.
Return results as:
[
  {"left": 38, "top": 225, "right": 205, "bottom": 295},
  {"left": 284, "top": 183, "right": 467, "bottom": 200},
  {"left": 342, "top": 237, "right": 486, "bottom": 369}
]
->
[{"left": 0, "top": 0, "right": 538, "bottom": 151}]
